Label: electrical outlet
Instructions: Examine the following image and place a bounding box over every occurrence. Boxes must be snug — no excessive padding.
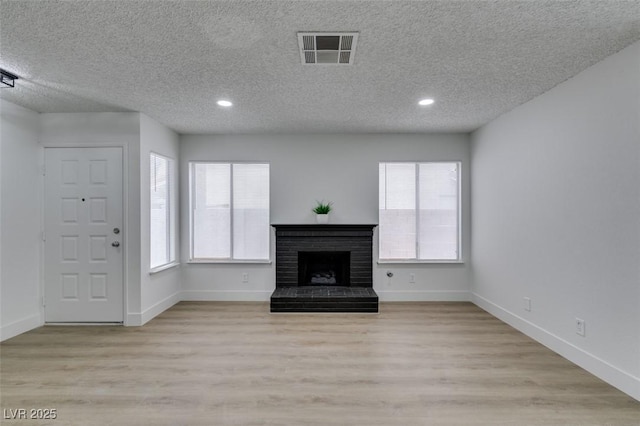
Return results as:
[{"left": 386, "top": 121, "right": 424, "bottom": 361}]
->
[
  {"left": 523, "top": 297, "right": 531, "bottom": 312},
  {"left": 242, "top": 273, "right": 249, "bottom": 283},
  {"left": 576, "top": 318, "right": 586, "bottom": 337},
  {"left": 409, "top": 273, "right": 415, "bottom": 283}
]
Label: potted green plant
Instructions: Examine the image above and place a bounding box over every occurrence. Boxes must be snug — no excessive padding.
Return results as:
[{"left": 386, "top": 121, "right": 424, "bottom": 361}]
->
[{"left": 312, "top": 201, "right": 332, "bottom": 224}]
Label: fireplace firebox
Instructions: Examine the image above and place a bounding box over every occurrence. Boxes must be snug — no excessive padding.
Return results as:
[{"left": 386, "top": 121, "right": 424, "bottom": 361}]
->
[{"left": 298, "top": 251, "right": 350, "bottom": 286}]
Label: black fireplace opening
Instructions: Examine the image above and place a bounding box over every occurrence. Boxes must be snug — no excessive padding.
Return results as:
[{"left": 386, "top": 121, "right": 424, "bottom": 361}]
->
[{"left": 298, "top": 251, "right": 350, "bottom": 286}]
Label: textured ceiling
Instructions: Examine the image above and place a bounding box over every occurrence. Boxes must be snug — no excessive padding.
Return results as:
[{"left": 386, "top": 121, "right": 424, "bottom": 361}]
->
[{"left": 1, "top": 0, "right": 639, "bottom": 134}]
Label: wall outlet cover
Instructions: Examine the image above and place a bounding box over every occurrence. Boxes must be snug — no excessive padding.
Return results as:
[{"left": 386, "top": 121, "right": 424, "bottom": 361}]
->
[{"left": 576, "top": 318, "right": 586, "bottom": 337}]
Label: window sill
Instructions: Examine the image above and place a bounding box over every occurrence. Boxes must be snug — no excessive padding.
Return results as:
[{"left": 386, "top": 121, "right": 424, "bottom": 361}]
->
[
  {"left": 149, "top": 262, "right": 180, "bottom": 275},
  {"left": 377, "top": 259, "right": 465, "bottom": 265},
  {"left": 187, "top": 259, "right": 273, "bottom": 265}
]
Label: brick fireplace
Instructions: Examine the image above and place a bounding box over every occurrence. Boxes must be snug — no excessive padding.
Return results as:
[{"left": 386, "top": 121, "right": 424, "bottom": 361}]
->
[{"left": 270, "top": 224, "right": 378, "bottom": 312}]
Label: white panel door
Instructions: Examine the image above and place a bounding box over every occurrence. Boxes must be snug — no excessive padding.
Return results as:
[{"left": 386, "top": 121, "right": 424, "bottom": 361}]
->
[{"left": 44, "top": 147, "right": 124, "bottom": 322}]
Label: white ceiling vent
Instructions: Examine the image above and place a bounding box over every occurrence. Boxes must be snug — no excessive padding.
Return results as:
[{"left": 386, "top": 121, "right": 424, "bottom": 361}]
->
[{"left": 297, "top": 32, "right": 359, "bottom": 65}]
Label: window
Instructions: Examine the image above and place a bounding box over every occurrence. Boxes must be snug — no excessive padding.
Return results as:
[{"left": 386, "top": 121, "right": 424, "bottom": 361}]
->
[
  {"left": 190, "top": 162, "right": 270, "bottom": 261},
  {"left": 150, "top": 153, "right": 176, "bottom": 270},
  {"left": 379, "top": 162, "right": 460, "bottom": 261}
]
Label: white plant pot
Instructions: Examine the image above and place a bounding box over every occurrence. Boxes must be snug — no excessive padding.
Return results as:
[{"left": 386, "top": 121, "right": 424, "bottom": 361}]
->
[{"left": 316, "top": 214, "right": 329, "bottom": 224}]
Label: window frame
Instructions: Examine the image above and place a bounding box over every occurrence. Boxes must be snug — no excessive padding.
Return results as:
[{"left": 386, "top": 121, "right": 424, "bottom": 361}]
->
[
  {"left": 188, "top": 161, "right": 271, "bottom": 263},
  {"left": 378, "top": 161, "right": 462, "bottom": 264},
  {"left": 149, "top": 152, "right": 178, "bottom": 272}
]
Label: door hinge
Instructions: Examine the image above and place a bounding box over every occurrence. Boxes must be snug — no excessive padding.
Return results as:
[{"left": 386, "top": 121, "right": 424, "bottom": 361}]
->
[
  {"left": 40, "top": 164, "right": 46, "bottom": 176},
  {"left": 41, "top": 231, "right": 46, "bottom": 242},
  {"left": 42, "top": 295, "right": 46, "bottom": 307}
]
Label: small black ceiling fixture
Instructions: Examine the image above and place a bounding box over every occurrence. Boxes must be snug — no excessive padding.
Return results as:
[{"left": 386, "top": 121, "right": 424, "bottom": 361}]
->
[{"left": 0, "top": 68, "right": 19, "bottom": 88}]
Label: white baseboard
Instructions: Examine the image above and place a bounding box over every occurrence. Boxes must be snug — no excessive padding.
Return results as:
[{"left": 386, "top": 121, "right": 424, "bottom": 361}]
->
[
  {"left": 141, "top": 292, "right": 182, "bottom": 325},
  {"left": 126, "top": 292, "right": 182, "bottom": 326},
  {"left": 472, "top": 292, "right": 640, "bottom": 402},
  {"left": 376, "top": 290, "right": 471, "bottom": 302},
  {"left": 0, "top": 313, "right": 43, "bottom": 342},
  {"left": 181, "top": 290, "right": 271, "bottom": 302},
  {"left": 181, "top": 290, "right": 470, "bottom": 303}
]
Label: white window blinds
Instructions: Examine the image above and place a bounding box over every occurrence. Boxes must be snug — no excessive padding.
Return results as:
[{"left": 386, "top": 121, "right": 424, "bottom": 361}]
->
[
  {"left": 379, "top": 162, "right": 460, "bottom": 261},
  {"left": 150, "top": 153, "right": 176, "bottom": 269},
  {"left": 191, "top": 163, "right": 270, "bottom": 260}
]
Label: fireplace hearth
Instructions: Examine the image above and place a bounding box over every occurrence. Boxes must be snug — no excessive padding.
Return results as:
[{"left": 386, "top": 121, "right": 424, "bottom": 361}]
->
[{"left": 271, "top": 224, "right": 378, "bottom": 312}]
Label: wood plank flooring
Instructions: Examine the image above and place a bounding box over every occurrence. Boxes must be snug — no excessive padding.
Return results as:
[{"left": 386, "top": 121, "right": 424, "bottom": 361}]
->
[{"left": 1, "top": 302, "right": 639, "bottom": 425}]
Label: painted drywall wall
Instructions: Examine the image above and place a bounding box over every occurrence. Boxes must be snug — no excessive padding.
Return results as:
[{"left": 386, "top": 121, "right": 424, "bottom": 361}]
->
[
  {"left": 40, "top": 112, "right": 143, "bottom": 325},
  {"left": 180, "top": 133, "right": 471, "bottom": 301},
  {"left": 139, "top": 114, "right": 181, "bottom": 324},
  {"left": 471, "top": 41, "right": 640, "bottom": 400},
  {"left": 0, "top": 100, "right": 42, "bottom": 341}
]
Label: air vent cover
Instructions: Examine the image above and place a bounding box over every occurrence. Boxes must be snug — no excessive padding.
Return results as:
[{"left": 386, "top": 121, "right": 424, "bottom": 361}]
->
[{"left": 297, "top": 32, "right": 359, "bottom": 65}]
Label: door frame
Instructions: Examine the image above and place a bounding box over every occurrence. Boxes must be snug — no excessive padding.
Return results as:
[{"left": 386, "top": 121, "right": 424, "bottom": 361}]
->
[{"left": 41, "top": 143, "right": 129, "bottom": 324}]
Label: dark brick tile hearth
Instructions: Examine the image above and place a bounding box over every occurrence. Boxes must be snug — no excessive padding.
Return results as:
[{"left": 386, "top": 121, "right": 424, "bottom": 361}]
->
[{"left": 271, "top": 286, "right": 378, "bottom": 313}]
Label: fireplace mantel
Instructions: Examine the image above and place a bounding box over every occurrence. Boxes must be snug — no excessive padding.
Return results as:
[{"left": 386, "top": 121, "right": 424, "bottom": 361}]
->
[{"left": 272, "top": 224, "right": 377, "bottom": 234}]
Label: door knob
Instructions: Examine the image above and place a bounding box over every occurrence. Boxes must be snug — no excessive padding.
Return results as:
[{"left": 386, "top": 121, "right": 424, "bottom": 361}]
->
[{"left": 111, "top": 241, "right": 120, "bottom": 247}]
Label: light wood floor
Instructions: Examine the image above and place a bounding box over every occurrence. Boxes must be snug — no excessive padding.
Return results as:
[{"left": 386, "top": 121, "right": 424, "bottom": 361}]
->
[{"left": 1, "top": 302, "right": 639, "bottom": 425}]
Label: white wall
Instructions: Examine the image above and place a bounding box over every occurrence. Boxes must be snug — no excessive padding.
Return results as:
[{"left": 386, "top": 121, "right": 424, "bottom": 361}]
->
[
  {"left": 180, "top": 133, "right": 471, "bottom": 301},
  {"left": 0, "top": 100, "right": 42, "bottom": 341},
  {"left": 139, "top": 114, "right": 181, "bottom": 324},
  {"left": 40, "top": 112, "right": 143, "bottom": 325},
  {"left": 471, "top": 41, "right": 640, "bottom": 400}
]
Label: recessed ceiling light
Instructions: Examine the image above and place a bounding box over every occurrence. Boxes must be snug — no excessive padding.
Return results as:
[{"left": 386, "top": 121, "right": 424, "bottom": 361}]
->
[
  {"left": 418, "top": 98, "right": 435, "bottom": 106},
  {"left": 217, "top": 100, "right": 232, "bottom": 107}
]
